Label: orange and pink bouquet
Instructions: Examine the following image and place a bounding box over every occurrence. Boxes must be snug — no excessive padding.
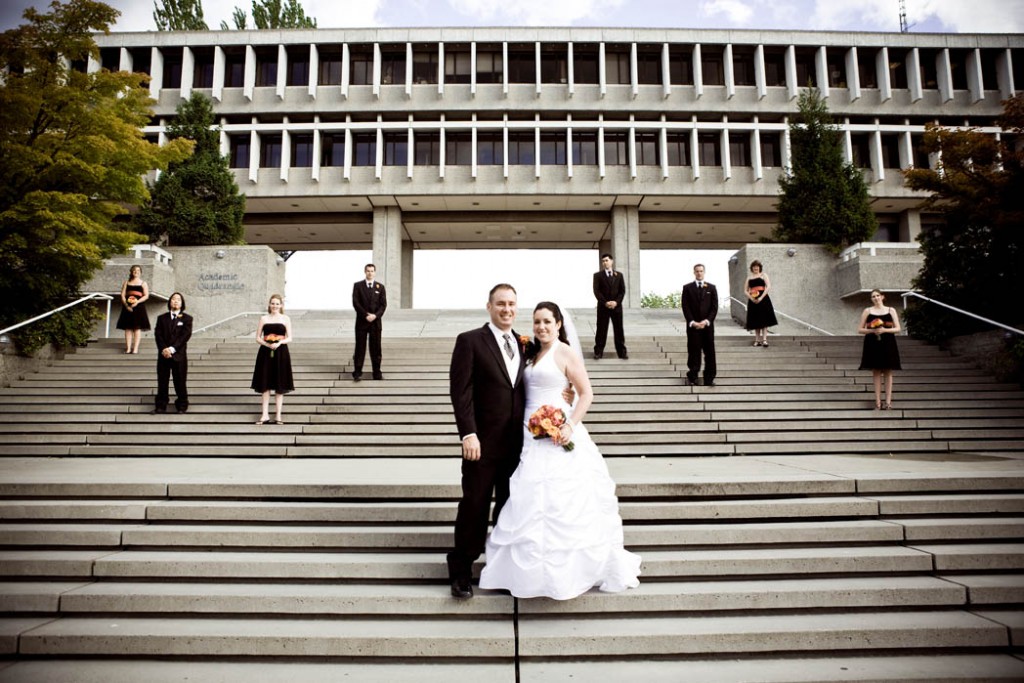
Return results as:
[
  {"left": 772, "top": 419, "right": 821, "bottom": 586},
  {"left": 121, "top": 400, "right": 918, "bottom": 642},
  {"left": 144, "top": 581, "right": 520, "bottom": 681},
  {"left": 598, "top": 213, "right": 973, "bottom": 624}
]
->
[
  {"left": 126, "top": 296, "right": 138, "bottom": 308},
  {"left": 264, "top": 333, "right": 284, "bottom": 357},
  {"left": 868, "top": 318, "right": 884, "bottom": 329},
  {"left": 527, "top": 404, "right": 575, "bottom": 451},
  {"left": 749, "top": 286, "right": 764, "bottom": 300}
]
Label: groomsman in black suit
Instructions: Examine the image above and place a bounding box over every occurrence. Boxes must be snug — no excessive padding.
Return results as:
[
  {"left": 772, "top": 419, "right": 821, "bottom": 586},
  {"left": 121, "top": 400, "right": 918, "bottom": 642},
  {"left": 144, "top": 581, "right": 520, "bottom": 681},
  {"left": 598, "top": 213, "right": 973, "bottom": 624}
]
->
[
  {"left": 447, "top": 283, "right": 526, "bottom": 599},
  {"left": 153, "top": 292, "right": 192, "bottom": 413},
  {"left": 681, "top": 264, "right": 718, "bottom": 387},
  {"left": 351, "top": 263, "right": 387, "bottom": 381},
  {"left": 592, "top": 253, "right": 628, "bottom": 360}
]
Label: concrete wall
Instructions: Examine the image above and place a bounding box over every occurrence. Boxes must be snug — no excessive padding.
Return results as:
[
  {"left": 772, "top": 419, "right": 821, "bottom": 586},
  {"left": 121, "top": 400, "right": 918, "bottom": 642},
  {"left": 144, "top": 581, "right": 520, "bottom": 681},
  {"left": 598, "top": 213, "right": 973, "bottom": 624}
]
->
[
  {"left": 86, "top": 245, "right": 286, "bottom": 337},
  {"left": 727, "top": 243, "right": 920, "bottom": 336}
]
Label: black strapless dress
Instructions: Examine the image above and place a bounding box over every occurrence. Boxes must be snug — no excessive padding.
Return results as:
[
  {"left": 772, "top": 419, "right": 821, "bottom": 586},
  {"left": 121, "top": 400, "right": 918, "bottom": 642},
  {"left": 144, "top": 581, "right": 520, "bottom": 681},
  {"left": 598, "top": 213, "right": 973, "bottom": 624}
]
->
[
  {"left": 115, "top": 284, "right": 151, "bottom": 331},
  {"left": 859, "top": 312, "right": 901, "bottom": 370},
  {"left": 744, "top": 277, "right": 778, "bottom": 330},
  {"left": 251, "top": 322, "right": 295, "bottom": 393}
]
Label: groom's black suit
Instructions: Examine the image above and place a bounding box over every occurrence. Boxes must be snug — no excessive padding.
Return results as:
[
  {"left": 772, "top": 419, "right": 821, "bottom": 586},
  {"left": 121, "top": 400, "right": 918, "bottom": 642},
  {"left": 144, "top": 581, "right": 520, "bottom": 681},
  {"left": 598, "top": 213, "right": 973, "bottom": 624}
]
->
[
  {"left": 447, "top": 324, "right": 526, "bottom": 583},
  {"left": 681, "top": 280, "right": 718, "bottom": 385}
]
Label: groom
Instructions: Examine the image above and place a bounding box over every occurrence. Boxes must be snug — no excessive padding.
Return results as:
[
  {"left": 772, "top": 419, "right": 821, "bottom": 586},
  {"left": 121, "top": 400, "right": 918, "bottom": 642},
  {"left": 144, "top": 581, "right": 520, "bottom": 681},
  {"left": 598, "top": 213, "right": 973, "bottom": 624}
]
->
[{"left": 447, "top": 283, "right": 526, "bottom": 599}]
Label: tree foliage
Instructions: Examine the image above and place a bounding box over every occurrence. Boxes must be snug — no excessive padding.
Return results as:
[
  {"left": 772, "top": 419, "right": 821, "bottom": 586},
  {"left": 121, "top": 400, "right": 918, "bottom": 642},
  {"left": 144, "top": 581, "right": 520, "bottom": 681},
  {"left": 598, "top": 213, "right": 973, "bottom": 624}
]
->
[
  {"left": 902, "top": 94, "right": 1024, "bottom": 342},
  {"left": 640, "top": 291, "right": 682, "bottom": 309},
  {"left": 153, "top": 0, "right": 208, "bottom": 31},
  {"left": 220, "top": 0, "right": 316, "bottom": 29},
  {"left": 132, "top": 92, "right": 246, "bottom": 246},
  {"left": 773, "top": 89, "right": 878, "bottom": 254},
  {"left": 0, "top": 0, "right": 191, "bottom": 352}
]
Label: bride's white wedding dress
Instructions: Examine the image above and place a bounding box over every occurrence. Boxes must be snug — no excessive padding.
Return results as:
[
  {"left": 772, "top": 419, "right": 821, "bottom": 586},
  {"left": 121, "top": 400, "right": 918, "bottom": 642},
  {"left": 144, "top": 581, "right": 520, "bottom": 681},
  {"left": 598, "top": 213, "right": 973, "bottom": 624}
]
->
[{"left": 479, "top": 349, "right": 642, "bottom": 600}]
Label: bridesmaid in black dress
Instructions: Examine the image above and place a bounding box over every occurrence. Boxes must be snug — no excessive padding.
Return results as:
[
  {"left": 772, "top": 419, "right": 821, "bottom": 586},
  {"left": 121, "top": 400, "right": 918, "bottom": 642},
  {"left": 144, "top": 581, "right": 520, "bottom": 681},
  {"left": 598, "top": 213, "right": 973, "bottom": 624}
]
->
[
  {"left": 115, "top": 265, "right": 151, "bottom": 354},
  {"left": 857, "top": 289, "right": 902, "bottom": 410},
  {"left": 744, "top": 260, "right": 778, "bottom": 347},
  {"left": 251, "top": 294, "right": 294, "bottom": 424}
]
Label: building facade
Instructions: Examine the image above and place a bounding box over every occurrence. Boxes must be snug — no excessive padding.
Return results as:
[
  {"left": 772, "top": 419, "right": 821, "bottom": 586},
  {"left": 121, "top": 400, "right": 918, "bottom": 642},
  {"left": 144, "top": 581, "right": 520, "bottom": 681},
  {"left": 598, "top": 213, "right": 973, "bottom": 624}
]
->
[{"left": 91, "top": 28, "right": 1024, "bottom": 307}]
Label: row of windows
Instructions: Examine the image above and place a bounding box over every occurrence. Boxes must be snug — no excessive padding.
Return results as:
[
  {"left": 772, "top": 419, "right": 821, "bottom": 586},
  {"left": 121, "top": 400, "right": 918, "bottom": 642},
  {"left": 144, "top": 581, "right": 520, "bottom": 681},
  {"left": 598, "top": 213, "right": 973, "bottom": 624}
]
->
[
  {"left": 228, "top": 130, "right": 925, "bottom": 171},
  {"left": 105, "top": 43, "right": 1022, "bottom": 93}
]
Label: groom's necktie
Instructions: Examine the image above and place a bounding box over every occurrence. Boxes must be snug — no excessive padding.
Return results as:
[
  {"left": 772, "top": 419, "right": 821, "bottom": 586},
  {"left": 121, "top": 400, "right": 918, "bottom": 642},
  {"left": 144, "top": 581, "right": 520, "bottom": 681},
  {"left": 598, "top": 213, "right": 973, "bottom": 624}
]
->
[{"left": 503, "top": 333, "right": 514, "bottom": 361}]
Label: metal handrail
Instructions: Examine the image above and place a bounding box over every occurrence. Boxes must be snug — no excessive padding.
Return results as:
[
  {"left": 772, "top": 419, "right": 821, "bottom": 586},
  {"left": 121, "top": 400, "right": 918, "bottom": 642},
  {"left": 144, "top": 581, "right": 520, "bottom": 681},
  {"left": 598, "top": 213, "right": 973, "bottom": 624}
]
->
[
  {"left": 901, "top": 291, "right": 1024, "bottom": 337},
  {"left": 728, "top": 296, "right": 835, "bottom": 336},
  {"left": 193, "top": 311, "right": 263, "bottom": 335},
  {"left": 0, "top": 293, "right": 114, "bottom": 339}
]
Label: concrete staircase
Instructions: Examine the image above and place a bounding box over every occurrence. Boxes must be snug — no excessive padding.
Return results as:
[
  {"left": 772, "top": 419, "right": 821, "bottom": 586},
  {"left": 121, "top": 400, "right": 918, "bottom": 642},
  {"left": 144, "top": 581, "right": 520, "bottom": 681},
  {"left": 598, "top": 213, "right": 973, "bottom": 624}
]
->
[{"left": 0, "top": 315, "right": 1022, "bottom": 680}]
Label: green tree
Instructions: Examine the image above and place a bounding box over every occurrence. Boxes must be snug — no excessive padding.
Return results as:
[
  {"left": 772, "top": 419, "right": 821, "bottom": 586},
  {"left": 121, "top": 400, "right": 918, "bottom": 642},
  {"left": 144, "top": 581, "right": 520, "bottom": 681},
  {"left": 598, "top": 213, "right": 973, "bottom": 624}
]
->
[
  {"left": 132, "top": 92, "right": 246, "bottom": 246},
  {"left": 640, "top": 291, "right": 682, "bottom": 309},
  {"left": 221, "top": 0, "right": 316, "bottom": 29},
  {"left": 772, "top": 88, "right": 877, "bottom": 253},
  {"left": 153, "top": 0, "right": 208, "bottom": 30},
  {"left": 0, "top": 0, "right": 191, "bottom": 353},
  {"left": 902, "top": 94, "right": 1024, "bottom": 343}
]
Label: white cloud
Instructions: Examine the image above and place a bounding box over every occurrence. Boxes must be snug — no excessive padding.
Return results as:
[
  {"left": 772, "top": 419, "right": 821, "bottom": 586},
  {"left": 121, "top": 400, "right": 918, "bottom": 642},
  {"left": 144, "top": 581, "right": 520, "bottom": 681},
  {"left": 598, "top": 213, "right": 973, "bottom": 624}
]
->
[
  {"left": 701, "top": 0, "right": 755, "bottom": 24},
  {"left": 912, "top": 0, "right": 1024, "bottom": 32},
  {"left": 446, "top": 0, "right": 628, "bottom": 26}
]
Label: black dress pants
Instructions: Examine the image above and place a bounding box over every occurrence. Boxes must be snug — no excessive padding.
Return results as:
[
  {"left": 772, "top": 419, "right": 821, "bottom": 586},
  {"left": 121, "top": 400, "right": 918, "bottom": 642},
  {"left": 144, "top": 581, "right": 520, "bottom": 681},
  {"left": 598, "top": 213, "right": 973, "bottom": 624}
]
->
[{"left": 685, "top": 326, "right": 716, "bottom": 384}]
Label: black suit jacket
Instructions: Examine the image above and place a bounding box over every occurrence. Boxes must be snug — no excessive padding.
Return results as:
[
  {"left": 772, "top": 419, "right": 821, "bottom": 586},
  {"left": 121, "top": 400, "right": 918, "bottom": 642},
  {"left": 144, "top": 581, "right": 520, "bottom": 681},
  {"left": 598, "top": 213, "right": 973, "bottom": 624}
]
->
[
  {"left": 593, "top": 270, "right": 626, "bottom": 306},
  {"left": 352, "top": 280, "right": 387, "bottom": 329},
  {"left": 449, "top": 325, "right": 526, "bottom": 462},
  {"left": 155, "top": 311, "right": 192, "bottom": 360},
  {"left": 682, "top": 282, "right": 719, "bottom": 327}
]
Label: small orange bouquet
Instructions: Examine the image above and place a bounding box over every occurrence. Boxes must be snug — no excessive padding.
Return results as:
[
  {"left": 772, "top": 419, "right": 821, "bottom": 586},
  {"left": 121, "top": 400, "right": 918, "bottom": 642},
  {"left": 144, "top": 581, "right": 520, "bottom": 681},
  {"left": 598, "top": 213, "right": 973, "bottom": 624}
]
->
[
  {"left": 868, "top": 318, "right": 884, "bottom": 329},
  {"left": 126, "top": 296, "right": 137, "bottom": 308},
  {"left": 527, "top": 405, "right": 574, "bottom": 451},
  {"left": 749, "top": 286, "right": 764, "bottom": 300},
  {"left": 264, "top": 333, "right": 283, "bottom": 357}
]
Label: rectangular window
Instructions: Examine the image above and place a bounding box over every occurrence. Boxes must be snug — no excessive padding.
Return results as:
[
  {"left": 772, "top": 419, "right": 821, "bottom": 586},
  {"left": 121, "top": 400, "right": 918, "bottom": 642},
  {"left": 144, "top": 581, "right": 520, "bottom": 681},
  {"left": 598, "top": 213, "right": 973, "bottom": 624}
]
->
[
  {"left": 701, "top": 47, "right": 724, "bottom": 86},
  {"left": 980, "top": 49, "right": 999, "bottom": 91},
  {"left": 414, "top": 133, "right": 440, "bottom": 165},
  {"left": 604, "top": 132, "right": 628, "bottom": 165},
  {"left": 412, "top": 48, "right": 438, "bottom": 84},
  {"left": 919, "top": 48, "right": 939, "bottom": 89},
  {"left": 476, "top": 49, "right": 502, "bottom": 84},
  {"left": 858, "top": 48, "right": 878, "bottom": 88},
  {"left": 446, "top": 132, "right": 473, "bottom": 165},
  {"left": 321, "top": 133, "right": 345, "bottom": 166},
  {"left": 732, "top": 47, "right": 756, "bottom": 86},
  {"left": 880, "top": 134, "right": 901, "bottom": 168},
  {"left": 318, "top": 49, "right": 343, "bottom": 85},
  {"left": 636, "top": 132, "right": 659, "bottom": 165},
  {"left": 444, "top": 49, "right": 472, "bottom": 84},
  {"left": 763, "top": 47, "right": 786, "bottom": 87},
  {"left": 291, "top": 134, "right": 313, "bottom": 167},
  {"left": 669, "top": 47, "right": 693, "bottom": 85},
  {"left": 507, "top": 132, "right": 535, "bottom": 165},
  {"left": 573, "top": 45, "right": 599, "bottom": 84},
  {"left": 889, "top": 52, "right": 908, "bottom": 89},
  {"left": 949, "top": 48, "right": 970, "bottom": 91},
  {"left": 794, "top": 47, "right": 816, "bottom": 87},
  {"left": 760, "top": 133, "right": 782, "bottom": 167},
  {"left": 477, "top": 132, "right": 503, "bottom": 165},
  {"left": 350, "top": 49, "right": 373, "bottom": 85},
  {"left": 382, "top": 132, "right": 407, "bottom": 166},
  {"left": 572, "top": 132, "right": 598, "bottom": 165},
  {"left": 606, "top": 48, "right": 630, "bottom": 84},
  {"left": 381, "top": 49, "right": 406, "bottom": 85},
  {"left": 540, "top": 46, "right": 568, "bottom": 84},
  {"left": 666, "top": 132, "right": 690, "bottom": 166},
  {"left": 256, "top": 50, "right": 277, "bottom": 87},
  {"left": 507, "top": 47, "right": 535, "bottom": 84},
  {"left": 225, "top": 52, "right": 245, "bottom": 87},
  {"left": 287, "top": 47, "right": 309, "bottom": 86},
  {"left": 163, "top": 50, "right": 183, "bottom": 89},
  {"left": 698, "top": 133, "right": 720, "bottom": 166},
  {"left": 192, "top": 48, "right": 214, "bottom": 88},
  {"left": 729, "top": 133, "right": 751, "bottom": 167},
  {"left": 229, "top": 135, "right": 250, "bottom": 168},
  {"left": 260, "top": 134, "right": 282, "bottom": 168},
  {"left": 826, "top": 49, "right": 846, "bottom": 87},
  {"left": 636, "top": 48, "right": 661, "bottom": 84},
  {"left": 539, "top": 132, "right": 566, "bottom": 165},
  {"left": 850, "top": 133, "right": 871, "bottom": 168},
  {"left": 352, "top": 132, "right": 376, "bottom": 166},
  {"left": 911, "top": 134, "right": 930, "bottom": 169}
]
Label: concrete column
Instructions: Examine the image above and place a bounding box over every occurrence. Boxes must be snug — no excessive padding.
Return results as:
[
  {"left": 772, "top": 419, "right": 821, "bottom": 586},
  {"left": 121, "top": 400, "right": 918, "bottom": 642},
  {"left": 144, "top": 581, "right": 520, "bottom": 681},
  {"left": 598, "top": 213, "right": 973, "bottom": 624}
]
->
[
  {"left": 610, "top": 206, "right": 641, "bottom": 308},
  {"left": 372, "top": 206, "right": 404, "bottom": 309},
  {"left": 898, "top": 209, "right": 922, "bottom": 242},
  {"left": 401, "top": 239, "right": 414, "bottom": 308}
]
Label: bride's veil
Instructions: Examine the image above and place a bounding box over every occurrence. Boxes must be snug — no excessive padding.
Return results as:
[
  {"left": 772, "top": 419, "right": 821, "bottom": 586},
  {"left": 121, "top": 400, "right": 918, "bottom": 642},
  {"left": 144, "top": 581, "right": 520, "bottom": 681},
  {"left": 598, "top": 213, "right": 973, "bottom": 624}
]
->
[{"left": 560, "top": 306, "right": 584, "bottom": 362}]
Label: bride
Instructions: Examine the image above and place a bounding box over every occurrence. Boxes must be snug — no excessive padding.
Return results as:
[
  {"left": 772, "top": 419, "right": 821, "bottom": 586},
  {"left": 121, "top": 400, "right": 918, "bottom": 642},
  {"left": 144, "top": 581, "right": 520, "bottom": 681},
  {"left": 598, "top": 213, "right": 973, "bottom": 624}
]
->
[{"left": 479, "top": 301, "right": 641, "bottom": 600}]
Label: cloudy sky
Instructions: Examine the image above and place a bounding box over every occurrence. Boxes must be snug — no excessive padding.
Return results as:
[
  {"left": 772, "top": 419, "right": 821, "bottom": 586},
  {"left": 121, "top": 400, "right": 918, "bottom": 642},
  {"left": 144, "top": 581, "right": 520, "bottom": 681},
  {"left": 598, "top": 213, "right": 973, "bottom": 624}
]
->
[
  {"left": 3, "top": 1, "right": 1021, "bottom": 310},
  {"left": 3, "top": 0, "right": 1023, "bottom": 33}
]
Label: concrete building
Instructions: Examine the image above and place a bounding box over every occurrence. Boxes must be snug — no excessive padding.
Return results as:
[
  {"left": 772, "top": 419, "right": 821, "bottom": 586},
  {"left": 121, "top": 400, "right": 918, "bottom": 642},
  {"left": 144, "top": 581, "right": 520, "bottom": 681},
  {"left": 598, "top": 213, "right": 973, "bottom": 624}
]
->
[{"left": 90, "top": 27, "right": 1024, "bottom": 309}]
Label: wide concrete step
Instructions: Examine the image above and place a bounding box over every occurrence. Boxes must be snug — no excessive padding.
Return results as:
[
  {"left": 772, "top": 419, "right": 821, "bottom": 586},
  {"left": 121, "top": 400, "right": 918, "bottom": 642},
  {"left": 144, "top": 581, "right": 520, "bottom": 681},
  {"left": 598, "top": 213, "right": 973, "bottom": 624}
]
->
[{"left": 4, "top": 655, "right": 1024, "bottom": 683}]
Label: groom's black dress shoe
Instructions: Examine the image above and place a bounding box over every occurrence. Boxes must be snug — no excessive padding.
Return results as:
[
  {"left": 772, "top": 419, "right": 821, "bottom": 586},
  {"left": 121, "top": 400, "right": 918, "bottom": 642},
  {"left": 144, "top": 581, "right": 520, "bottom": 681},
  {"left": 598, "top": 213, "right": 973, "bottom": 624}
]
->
[{"left": 450, "top": 579, "right": 473, "bottom": 599}]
